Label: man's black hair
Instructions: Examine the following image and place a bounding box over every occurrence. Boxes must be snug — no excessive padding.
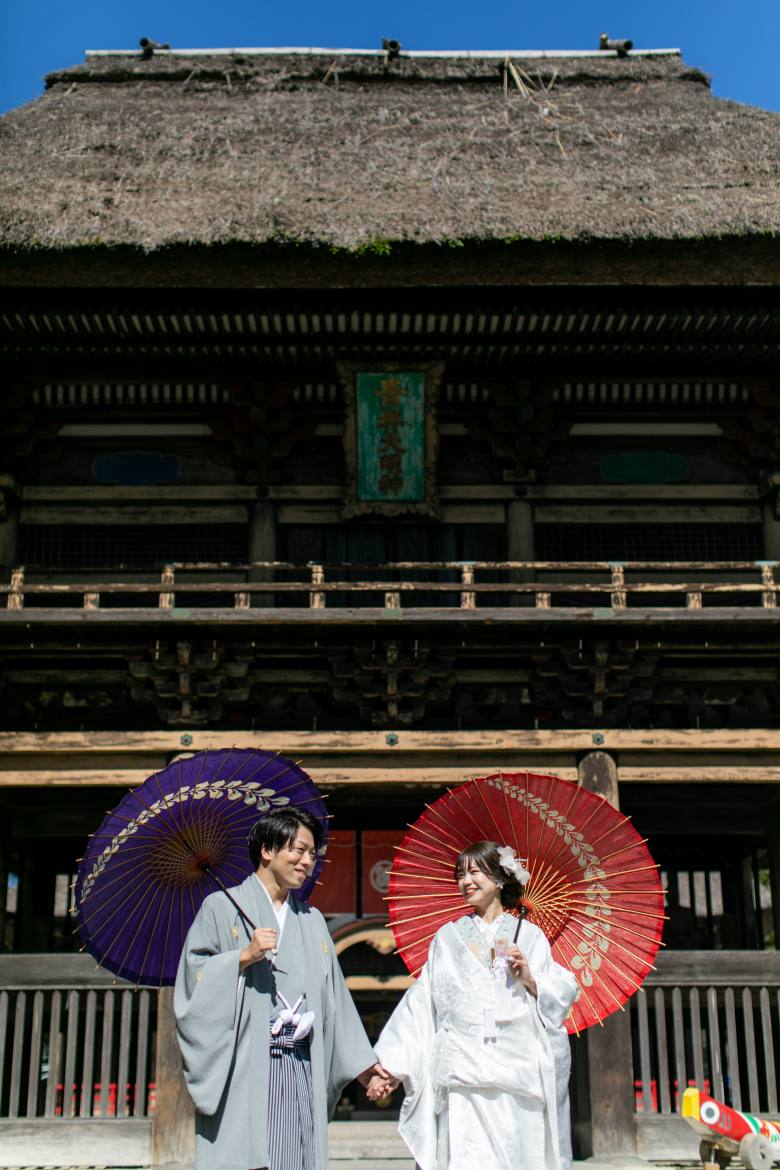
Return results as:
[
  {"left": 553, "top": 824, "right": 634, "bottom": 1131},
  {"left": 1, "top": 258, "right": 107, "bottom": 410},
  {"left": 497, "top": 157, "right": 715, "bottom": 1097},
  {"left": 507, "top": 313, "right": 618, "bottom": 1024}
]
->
[{"left": 248, "top": 806, "right": 324, "bottom": 869}]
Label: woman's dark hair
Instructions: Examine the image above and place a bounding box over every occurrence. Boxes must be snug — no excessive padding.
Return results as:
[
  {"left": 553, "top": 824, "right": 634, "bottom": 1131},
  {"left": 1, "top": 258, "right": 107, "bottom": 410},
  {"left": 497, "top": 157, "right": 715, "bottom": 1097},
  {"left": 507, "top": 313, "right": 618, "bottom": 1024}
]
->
[
  {"left": 454, "top": 840, "right": 526, "bottom": 912},
  {"left": 248, "top": 806, "right": 324, "bottom": 868}
]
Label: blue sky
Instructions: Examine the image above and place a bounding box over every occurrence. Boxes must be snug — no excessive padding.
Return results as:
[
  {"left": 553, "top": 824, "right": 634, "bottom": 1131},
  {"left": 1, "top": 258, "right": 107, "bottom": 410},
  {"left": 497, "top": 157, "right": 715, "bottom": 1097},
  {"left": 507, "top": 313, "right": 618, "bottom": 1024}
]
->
[{"left": 1, "top": 0, "right": 779, "bottom": 116}]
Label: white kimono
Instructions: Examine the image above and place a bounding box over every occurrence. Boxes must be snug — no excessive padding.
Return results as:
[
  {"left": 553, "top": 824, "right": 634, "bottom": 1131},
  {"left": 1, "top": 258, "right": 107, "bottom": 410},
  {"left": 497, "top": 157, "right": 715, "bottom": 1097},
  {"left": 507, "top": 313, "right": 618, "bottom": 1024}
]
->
[{"left": 375, "top": 915, "right": 577, "bottom": 1170}]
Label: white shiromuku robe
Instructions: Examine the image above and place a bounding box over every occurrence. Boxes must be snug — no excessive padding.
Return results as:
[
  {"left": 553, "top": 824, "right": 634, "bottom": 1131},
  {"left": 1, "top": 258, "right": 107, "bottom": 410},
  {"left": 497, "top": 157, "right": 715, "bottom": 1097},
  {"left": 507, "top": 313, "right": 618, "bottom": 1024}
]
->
[
  {"left": 375, "top": 915, "right": 578, "bottom": 1170},
  {"left": 174, "top": 874, "right": 376, "bottom": 1170}
]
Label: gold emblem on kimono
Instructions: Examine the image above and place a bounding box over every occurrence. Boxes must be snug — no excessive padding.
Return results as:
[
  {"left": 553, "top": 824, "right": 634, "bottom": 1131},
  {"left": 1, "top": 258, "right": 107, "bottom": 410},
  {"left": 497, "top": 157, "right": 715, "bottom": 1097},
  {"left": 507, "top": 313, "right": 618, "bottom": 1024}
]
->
[
  {"left": 322, "top": 942, "right": 330, "bottom": 955},
  {"left": 231, "top": 926, "right": 239, "bottom": 940}
]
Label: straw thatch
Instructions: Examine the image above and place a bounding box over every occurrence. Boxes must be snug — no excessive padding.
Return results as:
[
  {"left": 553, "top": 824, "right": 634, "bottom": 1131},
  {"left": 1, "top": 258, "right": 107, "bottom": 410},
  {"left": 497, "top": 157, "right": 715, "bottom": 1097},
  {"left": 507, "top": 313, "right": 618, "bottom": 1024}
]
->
[{"left": 1, "top": 50, "right": 779, "bottom": 252}]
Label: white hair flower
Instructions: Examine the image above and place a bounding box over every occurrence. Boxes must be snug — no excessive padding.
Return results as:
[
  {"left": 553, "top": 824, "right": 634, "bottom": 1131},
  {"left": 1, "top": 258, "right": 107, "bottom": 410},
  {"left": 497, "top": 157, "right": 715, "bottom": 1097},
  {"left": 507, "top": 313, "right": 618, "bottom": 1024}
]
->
[{"left": 497, "top": 845, "right": 531, "bottom": 886}]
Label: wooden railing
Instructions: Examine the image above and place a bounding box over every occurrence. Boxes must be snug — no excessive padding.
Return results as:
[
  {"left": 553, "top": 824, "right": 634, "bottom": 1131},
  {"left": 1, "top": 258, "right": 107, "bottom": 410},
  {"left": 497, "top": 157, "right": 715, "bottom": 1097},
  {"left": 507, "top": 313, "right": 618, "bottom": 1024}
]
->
[
  {"left": 632, "top": 951, "right": 780, "bottom": 1122},
  {"left": 0, "top": 951, "right": 777, "bottom": 1165},
  {"left": 0, "top": 956, "right": 155, "bottom": 1121},
  {"left": 2, "top": 560, "right": 778, "bottom": 612}
]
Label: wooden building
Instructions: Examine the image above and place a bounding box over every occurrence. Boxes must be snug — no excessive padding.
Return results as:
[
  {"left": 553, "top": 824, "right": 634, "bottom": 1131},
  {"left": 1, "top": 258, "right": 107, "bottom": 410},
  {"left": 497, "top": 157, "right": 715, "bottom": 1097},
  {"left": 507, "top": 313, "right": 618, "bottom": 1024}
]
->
[{"left": 0, "top": 42, "right": 779, "bottom": 1165}]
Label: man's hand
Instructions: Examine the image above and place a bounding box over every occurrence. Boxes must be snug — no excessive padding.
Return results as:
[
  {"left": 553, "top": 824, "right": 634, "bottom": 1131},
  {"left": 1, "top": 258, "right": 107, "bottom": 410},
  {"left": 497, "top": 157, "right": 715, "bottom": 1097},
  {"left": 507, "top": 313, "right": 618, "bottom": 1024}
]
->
[
  {"left": 507, "top": 945, "right": 537, "bottom": 996},
  {"left": 366, "top": 1071, "right": 400, "bottom": 1101},
  {"left": 239, "top": 926, "right": 277, "bottom": 971},
  {"left": 357, "top": 1062, "right": 399, "bottom": 1100}
]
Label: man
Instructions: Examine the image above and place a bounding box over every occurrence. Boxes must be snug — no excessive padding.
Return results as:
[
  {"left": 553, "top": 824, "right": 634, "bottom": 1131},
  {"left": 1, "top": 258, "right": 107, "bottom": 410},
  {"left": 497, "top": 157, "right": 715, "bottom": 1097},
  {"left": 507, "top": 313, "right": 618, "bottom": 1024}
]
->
[{"left": 175, "top": 806, "right": 385, "bottom": 1170}]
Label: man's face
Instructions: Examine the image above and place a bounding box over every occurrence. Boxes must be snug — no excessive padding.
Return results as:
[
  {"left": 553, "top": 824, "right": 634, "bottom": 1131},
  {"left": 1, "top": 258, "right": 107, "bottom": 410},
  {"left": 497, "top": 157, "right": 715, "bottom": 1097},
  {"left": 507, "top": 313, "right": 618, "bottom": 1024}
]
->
[{"left": 261, "top": 825, "right": 318, "bottom": 891}]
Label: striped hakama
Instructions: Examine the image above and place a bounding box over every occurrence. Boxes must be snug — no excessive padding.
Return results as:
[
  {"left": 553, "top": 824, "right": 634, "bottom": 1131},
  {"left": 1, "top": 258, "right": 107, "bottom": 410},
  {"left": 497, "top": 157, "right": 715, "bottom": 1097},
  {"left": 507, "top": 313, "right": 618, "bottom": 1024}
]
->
[{"left": 266, "top": 1023, "right": 315, "bottom": 1170}]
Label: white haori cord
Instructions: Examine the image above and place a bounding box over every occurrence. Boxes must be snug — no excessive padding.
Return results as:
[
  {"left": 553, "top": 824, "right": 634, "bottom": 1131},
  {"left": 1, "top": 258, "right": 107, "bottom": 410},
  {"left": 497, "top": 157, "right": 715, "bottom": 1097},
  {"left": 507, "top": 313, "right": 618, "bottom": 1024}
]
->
[{"left": 271, "top": 992, "right": 315, "bottom": 1041}]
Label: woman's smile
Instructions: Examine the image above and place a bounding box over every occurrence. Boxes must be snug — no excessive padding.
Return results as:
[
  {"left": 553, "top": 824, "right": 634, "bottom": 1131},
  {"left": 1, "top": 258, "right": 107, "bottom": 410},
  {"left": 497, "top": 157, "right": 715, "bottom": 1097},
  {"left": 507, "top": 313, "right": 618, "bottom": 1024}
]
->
[{"left": 456, "top": 863, "right": 501, "bottom": 915}]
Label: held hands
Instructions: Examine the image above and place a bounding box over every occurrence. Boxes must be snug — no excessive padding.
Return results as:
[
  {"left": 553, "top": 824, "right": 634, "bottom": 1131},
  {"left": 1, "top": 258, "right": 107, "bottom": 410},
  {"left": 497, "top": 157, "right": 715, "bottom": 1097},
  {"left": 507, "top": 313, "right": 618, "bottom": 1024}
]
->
[
  {"left": 507, "top": 945, "right": 537, "bottom": 997},
  {"left": 239, "top": 926, "right": 278, "bottom": 970},
  {"left": 357, "top": 1063, "right": 400, "bottom": 1101}
]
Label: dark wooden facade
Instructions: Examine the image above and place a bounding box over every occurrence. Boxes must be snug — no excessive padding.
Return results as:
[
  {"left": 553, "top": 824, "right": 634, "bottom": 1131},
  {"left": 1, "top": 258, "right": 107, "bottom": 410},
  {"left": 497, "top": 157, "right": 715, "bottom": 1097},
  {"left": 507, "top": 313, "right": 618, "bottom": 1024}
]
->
[{"left": 1, "top": 42, "right": 780, "bottom": 1165}]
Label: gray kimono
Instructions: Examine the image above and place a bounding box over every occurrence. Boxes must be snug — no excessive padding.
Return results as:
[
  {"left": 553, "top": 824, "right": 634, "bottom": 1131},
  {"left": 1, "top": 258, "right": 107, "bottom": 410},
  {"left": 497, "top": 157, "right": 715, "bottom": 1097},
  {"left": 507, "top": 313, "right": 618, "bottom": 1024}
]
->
[{"left": 174, "top": 874, "right": 376, "bottom": 1170}]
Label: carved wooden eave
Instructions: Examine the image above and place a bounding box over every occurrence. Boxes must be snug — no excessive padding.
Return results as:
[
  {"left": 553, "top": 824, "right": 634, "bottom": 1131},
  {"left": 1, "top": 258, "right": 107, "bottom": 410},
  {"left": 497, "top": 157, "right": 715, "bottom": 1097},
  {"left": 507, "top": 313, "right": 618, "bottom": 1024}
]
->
[
  {"left": 718, "top": 382, "right": 780, "bottom": 484},
  {"left": 4, "top": 290, "right": 780, "bottom": 381},
  {"left": 0, "top": 384, "right": 63, "bottom": 479},
  {"left": 207, "top": 382, "right": 319, "bottom": 484},
  {"left": 127, "top": 639, "right": 253, "bottom": 725},
  {"left": 463, "top": 380, "right": 571, "bottom": 482},
  {"left": 329, "top": 640, "right": 455, "bottom": 726}
]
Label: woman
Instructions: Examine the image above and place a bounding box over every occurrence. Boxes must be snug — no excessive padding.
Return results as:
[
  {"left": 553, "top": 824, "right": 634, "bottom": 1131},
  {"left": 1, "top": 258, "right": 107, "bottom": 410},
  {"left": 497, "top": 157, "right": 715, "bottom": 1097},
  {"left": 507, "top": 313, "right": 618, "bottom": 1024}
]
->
[{"left": 368, "top": 840, "right": 578, "bottom": 1170}]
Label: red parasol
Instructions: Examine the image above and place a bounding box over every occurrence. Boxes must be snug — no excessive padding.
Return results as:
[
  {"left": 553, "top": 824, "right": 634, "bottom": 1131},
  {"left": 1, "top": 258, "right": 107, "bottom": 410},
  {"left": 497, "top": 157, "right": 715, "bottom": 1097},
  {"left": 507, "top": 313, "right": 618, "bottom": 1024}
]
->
[{"left": 387, "top": 771, "right": 665, "bottom": 1033}]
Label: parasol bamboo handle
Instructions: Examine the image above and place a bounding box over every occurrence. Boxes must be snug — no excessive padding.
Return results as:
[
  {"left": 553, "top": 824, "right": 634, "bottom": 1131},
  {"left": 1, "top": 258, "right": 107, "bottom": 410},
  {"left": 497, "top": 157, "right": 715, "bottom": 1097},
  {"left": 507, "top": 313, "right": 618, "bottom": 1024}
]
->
[
  {"left": 512, "top": 904, "right": 529, "bottom": 945},
  {"left": 200, "top": 862, "right": 257, "bottom": 937}
]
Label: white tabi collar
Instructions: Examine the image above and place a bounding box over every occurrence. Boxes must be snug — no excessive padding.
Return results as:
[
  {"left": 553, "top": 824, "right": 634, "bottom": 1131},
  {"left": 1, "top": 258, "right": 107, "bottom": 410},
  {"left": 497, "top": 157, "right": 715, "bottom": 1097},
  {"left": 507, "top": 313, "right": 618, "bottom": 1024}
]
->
[{"left": 254, "top": 872, "right": 290, "bottom": 938}]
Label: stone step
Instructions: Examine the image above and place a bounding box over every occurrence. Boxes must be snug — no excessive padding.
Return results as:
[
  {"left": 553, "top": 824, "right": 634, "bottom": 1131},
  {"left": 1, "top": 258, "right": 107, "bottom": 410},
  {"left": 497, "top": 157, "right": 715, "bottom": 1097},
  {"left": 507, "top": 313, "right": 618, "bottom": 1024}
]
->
[
  {"left": 330, "top": 1162, "right": 414, "bottom": 1169},
  {"left": 328, "top": 1120, "right": 412, "bottom": 1163}
]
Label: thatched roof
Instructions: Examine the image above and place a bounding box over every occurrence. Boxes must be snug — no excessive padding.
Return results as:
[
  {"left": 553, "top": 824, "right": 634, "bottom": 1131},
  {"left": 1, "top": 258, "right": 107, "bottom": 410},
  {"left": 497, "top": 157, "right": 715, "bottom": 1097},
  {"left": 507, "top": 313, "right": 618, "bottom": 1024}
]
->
[{"left": 1, "top": 48, "right": 779, "bottom": 260}]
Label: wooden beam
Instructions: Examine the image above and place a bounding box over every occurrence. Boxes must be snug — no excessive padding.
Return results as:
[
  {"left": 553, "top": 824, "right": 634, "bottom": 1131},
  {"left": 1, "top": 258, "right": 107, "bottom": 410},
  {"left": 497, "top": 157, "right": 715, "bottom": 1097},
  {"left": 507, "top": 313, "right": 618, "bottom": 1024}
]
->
[
  {"left": 22, "top": 483, "right": 760, "bottom": 503},
  {"left": 0, "top": 766, "right": 580, "bottom": 788},
  {"left": 2, "top": 765, "right": 780, "bottom": 789},
  {"left": 22, "top": 485, "right": 260, "bottom": 502},
  {"left": 276, "top": 503, "right": 507, "bottom": 524},
  {"left": 535, "top": 505, "right": 760, "bottom": 524},
  {"left": 526, "top": 485, "right": 762, "bottom": 502},
  {"left": 1, "top": 728, "right": 779, "bottom": 754},
  {"left": 617, "top": 767, "right": 780, "bottom": 784},
  {"left": 20, "top": 505, "right": 247, "bottom": 525},
  {"left": 3, "top": 606, "right": 780, "bottom": 626}
]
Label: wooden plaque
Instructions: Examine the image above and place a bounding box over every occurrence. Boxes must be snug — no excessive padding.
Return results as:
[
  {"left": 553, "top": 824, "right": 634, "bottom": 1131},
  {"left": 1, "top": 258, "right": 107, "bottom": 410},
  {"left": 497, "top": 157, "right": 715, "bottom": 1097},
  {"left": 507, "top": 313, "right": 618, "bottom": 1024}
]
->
[{"left": 339, "top": 361, "right": 443, "bottom": 518}]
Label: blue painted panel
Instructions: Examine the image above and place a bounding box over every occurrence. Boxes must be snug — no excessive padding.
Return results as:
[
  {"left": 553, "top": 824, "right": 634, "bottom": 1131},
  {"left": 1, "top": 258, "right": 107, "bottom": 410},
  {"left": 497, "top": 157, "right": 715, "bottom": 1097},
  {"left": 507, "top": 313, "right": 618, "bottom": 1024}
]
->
[
  {"left": 92, "top": 453, "right": 181, "bottom": 485},
  {"left": 600, "top": 451, "right": 689, "bottom": 484}
]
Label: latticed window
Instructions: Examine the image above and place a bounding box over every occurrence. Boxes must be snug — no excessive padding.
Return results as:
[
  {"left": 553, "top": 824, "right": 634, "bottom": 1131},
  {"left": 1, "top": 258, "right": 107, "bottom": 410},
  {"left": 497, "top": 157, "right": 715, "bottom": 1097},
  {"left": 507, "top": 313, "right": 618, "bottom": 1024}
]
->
[
  {"left": 18, "top": 524, "right": 248, "bottom": 568},
  {"left": 535, "top": 523, "right": 763, "bottom": 562}
]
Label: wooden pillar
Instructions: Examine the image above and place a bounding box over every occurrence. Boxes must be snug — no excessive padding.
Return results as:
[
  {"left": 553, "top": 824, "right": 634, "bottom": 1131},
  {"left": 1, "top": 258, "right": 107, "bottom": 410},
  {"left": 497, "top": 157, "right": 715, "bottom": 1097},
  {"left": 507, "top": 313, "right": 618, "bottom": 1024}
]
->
[
  {"left": 248, "top": 499, "right": 277, "bottom": 608},
  {"left": 768, "top": 822, "right": 780, "bottom": 952},
  {"left": 578, "top": 750, "right": 637, "bottom": 1158},
  {"left": 0, "top": 481, "right": 20, "bottom": 572},
  {"left": 507, "top": 497, "right": 534, "bottom": 605},
  {"left": 762, "top": 500, "right": 780, "bottom": 560},
  {"left": 0, "top": 826, "right": 8, "bottom": 950},
  {"left": 151, "top": 987, "right": 195, "bottom": 1164},
  {"left": 507, "top": 498, "right": 534, "bottom": 560}
]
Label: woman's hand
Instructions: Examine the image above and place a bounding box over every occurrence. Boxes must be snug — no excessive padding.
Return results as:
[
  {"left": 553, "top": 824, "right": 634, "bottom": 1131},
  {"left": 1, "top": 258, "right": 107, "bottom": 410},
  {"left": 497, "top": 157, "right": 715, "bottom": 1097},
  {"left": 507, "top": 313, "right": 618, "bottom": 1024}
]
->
[
  {"left": 507, "top": 945, "right": 537, "bottom": 996},
  {"left": 365, "top": 1071, "right": 400, "bottom": 1101},
  {"left": 239, "top": 927, "right": 278, "bottom": 970},
  {"left": 358, "top": 1063, "right": 400, "bottom": 1100}
]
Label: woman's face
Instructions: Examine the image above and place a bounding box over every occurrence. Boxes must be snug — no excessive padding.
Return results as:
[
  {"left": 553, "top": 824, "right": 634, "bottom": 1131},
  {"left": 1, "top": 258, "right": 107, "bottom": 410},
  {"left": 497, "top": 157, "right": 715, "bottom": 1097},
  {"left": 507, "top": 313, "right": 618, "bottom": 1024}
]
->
[{"left": 456, "top": 861, "right": 501, "bottom": 915}]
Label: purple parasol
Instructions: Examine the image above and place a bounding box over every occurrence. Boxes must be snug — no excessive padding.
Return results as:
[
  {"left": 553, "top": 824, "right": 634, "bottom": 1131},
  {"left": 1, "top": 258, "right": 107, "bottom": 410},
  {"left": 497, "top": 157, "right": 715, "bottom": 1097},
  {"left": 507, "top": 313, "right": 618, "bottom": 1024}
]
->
[{"left": 75, "top": 747, "right": 328, "bottom": 986}]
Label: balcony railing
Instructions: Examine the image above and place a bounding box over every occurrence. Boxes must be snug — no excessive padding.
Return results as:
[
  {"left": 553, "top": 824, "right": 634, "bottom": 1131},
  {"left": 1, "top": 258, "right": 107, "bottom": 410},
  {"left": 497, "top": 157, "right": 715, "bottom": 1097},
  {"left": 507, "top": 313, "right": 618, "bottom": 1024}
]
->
[
  {"left": 2, "top": 561, "right": 778, "bottom": 614},
  {"left": 631, "top": 951, "right": 780, "bottom": 1158},
  {"left": 1, "top": 951, "right": 777, "bottom": 1163},
  {"left": 0, "top": 957, "right": 155, "bottom": 1122}
]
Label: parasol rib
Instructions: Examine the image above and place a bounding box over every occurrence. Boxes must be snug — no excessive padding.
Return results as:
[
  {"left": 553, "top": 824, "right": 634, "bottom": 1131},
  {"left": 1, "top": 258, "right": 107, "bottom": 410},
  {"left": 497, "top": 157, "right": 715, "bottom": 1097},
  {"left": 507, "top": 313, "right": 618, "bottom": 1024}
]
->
[
  {"left": 557, "top": 912, "right": 661, "bottom": 971},
  {"left": 472, "top": 775, "right": 509, "bottom": 845},
  {"left": 112, "top": 864, "right": 178, "bottom": 985},
  {"left": 498, "top": 773, "right": 523, "bottom": 858},
  {"left": 445, "top": 786, "right": 496, "bottom": 845},
  {"left": 557, "top": 913, "right": 657, "bottom": 984},
  {"left": 405, "top": 824, "right": 463, "bottom": 856},
  {"left": 419, "top": 802, "right": 473, "bottom": 848}
]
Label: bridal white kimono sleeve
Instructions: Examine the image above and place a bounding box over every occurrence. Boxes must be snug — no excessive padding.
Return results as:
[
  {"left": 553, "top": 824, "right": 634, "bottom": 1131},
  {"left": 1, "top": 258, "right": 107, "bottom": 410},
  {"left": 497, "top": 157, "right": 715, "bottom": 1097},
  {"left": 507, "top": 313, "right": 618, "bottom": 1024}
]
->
[{"left": 375, "top": 917, "right": 578, "bottom": 1170}]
